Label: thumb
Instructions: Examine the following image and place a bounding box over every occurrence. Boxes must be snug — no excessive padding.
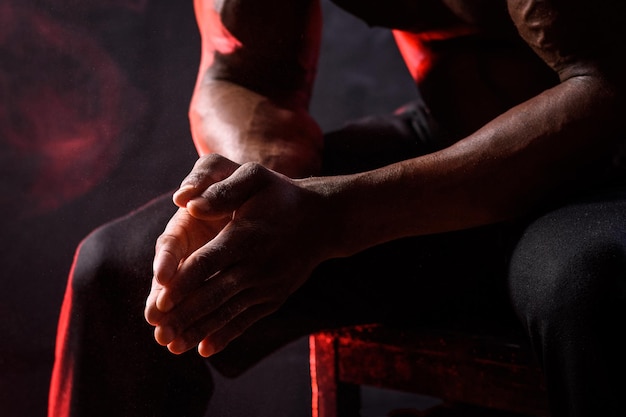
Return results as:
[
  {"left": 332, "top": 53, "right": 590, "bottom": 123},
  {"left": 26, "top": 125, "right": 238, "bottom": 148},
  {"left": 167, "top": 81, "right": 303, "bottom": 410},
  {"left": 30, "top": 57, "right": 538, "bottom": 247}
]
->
[
  {"left": 187, "top": 162, "right": 272, "bottom": 220},
  {"left": 173, "top": 154, "right": 241, "bottom": 208}
]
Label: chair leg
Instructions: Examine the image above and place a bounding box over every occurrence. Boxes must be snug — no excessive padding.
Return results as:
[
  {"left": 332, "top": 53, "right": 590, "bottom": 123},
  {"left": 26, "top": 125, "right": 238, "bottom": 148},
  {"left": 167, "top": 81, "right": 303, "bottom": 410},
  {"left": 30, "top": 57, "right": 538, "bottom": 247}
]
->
[
  {"left": 310, "top": 333, "right": 338, "bottom": 417},
  {"left": 310, "top": 333, "right": 362, "bottom": 417}
]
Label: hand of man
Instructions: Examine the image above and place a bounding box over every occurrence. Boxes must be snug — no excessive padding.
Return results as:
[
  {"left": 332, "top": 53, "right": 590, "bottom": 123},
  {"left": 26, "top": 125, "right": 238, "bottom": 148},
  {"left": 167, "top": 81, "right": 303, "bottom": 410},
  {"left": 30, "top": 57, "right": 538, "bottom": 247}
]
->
[{"left": 144, "top": 153, "right": 332, "bottom": 357}]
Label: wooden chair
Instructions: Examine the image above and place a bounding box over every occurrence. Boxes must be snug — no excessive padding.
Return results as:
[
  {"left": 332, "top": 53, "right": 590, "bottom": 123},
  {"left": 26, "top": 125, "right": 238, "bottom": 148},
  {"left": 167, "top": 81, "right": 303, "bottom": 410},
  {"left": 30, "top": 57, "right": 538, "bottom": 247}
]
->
[{"left": 309, "top": 323, "right": 550, "bottom": 417}]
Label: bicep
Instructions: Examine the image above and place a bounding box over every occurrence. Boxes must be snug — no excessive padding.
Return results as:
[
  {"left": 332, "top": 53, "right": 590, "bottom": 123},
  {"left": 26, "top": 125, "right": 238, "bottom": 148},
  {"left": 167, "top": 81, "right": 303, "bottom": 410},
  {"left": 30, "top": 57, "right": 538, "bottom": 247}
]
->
[{"left": 195, "top": 0, "right": 322, "bottom": 103}]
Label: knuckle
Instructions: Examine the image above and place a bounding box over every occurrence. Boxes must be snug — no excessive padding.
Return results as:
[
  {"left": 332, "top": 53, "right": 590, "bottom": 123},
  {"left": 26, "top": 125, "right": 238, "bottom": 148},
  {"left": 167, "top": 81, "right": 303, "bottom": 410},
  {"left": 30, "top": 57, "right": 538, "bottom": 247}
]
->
[
  {"left": 240, "top": 161, "right": 267, "bottom": 178},
  {"left": 206, "top": 181, "right": 231, "bottom": 201},
  {"left": 197, "top": 153, "right": 222, "bottom": 167}
]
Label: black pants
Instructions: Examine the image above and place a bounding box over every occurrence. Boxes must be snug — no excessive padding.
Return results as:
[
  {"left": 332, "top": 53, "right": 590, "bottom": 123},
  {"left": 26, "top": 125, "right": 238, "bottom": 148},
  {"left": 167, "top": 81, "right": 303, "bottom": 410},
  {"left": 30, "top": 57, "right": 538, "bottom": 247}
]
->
[{"left": 49, "top": 104, "right": 626, "bottom": 417}]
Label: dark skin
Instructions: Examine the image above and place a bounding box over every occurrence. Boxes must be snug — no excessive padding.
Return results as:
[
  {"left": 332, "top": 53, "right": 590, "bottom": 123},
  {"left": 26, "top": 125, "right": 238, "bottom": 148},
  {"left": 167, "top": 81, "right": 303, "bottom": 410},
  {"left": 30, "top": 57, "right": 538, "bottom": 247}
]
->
[{"left": 144, "top": 0, "right": 626, "bottom": 357}]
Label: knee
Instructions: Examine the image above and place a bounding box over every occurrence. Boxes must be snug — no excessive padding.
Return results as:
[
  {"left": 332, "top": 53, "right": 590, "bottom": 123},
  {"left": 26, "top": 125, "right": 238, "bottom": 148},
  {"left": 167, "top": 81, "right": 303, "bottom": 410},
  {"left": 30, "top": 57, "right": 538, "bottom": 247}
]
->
[
  {"left": 508, "top": 214, "right": 626, "bottom": 329},
  {"left": 65, "top": 195, "right": 174, "bottom": 311},
  {"left": 68, "top": 219, "right": 153, "bottom": 307},
  {"left": 68, "top": 225, "right": 120, "bottom": 303}
]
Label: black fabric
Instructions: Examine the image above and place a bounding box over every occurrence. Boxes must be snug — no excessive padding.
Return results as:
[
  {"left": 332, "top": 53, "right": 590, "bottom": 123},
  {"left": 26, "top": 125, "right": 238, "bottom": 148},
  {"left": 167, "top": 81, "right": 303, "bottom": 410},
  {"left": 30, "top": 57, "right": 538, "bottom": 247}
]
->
[{"left": 508, "top": 188, "right": 626, "bottom": 417}]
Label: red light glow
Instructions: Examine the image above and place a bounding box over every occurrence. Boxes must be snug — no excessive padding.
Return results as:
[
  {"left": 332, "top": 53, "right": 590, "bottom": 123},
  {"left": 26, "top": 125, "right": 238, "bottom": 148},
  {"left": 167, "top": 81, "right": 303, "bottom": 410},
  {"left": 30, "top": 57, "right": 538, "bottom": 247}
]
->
[{"left": 393, "top": 27, "right": 479, "bottom": 83}]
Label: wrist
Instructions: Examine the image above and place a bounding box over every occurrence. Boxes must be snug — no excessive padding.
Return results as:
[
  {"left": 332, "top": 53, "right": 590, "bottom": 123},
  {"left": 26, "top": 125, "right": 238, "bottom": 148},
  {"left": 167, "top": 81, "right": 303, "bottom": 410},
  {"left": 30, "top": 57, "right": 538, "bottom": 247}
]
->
[
  {"left": 298, "top": 167, "right": 422, "bottom": 260},
  {"left": 298, "top": 174, "right": 379, "bottom": 260}
]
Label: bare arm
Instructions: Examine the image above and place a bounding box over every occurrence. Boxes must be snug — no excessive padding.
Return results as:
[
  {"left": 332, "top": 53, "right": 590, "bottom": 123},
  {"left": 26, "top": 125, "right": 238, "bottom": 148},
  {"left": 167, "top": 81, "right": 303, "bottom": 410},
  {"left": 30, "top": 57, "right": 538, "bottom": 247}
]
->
[
  {"left": 145, "top": 0, "right": 325, "bottom": 356},
  {"left": 189, "top": 0, "right": 323, "bottom": 178},
  {"left": 312, "top": 0, "right": 626, "bottom": 256}
]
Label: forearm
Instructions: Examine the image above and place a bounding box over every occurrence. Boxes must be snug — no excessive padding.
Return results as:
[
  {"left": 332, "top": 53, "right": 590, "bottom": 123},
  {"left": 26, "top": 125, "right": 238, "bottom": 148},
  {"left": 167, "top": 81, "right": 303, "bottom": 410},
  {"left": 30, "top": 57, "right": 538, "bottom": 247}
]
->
[
  {"left": 308, "top": 75, "right": 623, "bottom": 258},
  {"left": 189, "top": 79, "right": 323, "bottom": 177}
]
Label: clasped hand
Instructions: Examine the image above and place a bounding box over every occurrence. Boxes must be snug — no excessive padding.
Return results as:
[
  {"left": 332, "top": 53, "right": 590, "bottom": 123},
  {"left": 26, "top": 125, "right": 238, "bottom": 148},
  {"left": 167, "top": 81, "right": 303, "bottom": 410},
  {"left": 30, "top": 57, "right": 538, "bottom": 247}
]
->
[{"left": 144, "top": 154, "right": 330, "bottom": 357}]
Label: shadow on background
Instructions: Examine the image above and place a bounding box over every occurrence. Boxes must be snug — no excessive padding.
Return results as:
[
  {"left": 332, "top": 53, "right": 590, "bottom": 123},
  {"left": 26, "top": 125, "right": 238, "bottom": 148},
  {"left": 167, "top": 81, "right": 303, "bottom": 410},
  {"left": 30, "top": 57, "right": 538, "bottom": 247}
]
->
[{"left": 0, "top": 1, "right": 416, "bottom": 416}]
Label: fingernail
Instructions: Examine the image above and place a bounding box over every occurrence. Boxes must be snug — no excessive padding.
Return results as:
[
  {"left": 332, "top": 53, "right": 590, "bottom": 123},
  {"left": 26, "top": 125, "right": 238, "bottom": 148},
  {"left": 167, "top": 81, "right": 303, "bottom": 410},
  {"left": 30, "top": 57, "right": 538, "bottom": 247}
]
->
[
  {"left": 199, "top": 341, "right": 215, "bottom": 358},
  {"left": 173, "top": 185, "right": 196, "bottom": 208},
  {"left": 174, "top": 184, "right": 195, "bottom": 198}
]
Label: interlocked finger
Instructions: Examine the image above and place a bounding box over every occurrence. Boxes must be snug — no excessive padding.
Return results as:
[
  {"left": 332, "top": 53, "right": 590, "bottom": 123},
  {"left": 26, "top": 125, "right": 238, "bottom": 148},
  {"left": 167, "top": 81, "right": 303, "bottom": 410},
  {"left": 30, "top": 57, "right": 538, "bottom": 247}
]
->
[{"left": 164, "top": 289, "right": 274, "bottom": 355}]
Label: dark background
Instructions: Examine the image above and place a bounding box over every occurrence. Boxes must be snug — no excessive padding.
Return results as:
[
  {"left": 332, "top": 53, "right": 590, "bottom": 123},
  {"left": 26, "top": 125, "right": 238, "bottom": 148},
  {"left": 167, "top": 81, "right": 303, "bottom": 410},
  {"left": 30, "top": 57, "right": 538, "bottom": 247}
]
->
[{"left": 0, "top": 1, "right": 417, "bottom": 416}]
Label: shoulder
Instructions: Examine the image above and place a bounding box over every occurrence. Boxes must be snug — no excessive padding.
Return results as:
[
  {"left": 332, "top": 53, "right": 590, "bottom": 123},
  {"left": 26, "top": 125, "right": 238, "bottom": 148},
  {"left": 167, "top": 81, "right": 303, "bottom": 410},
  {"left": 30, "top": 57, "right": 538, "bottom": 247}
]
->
[{"left": 507, "top": 0, "right": 626, "bottom": 78}]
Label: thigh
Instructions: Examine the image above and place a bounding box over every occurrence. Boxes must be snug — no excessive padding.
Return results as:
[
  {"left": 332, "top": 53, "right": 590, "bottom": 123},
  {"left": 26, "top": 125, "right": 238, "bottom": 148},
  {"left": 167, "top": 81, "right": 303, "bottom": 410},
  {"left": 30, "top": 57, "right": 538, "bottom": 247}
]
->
[
  {"left": 59, "top": 193, "right": 213, "bottom": 417},
  {"left": 508, "top": 185, "right": 626, "bottom": 315},
  {"left": 507, "top": 186, "right": 626, "bottom": 417},
  {"left": 77, "top": 192, "right": 178, "bottom": 297}
]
